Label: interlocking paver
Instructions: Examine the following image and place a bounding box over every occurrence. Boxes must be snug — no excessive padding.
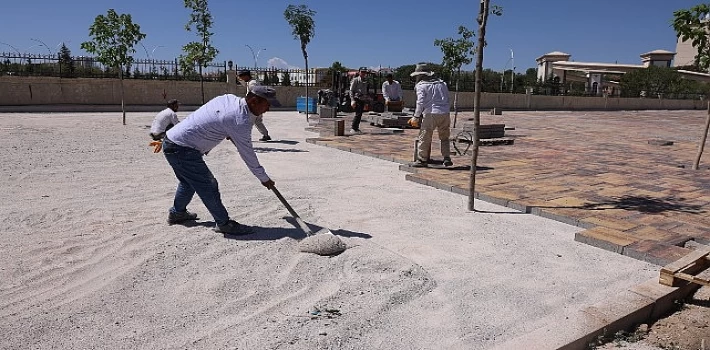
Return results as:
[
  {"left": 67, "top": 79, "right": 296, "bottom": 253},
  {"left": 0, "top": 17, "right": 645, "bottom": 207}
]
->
[{"left": 306, "top": 110, "right": 710, "bottom": 265}]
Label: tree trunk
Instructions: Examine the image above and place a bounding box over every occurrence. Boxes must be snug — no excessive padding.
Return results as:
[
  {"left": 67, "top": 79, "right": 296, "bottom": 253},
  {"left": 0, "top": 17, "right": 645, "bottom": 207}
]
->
[
  {"left": 199, "top": 64, "right": 205, "bottom": 105},
  {"left": 692, "top": 100, "right": 710, "bottom": 170},
  {"left": 303, "top": 45, "right": 309, "bottom": 122},
  {"left": 468, "top": 0, "right": 490, "bottom": 211},
  {"left": 120, "top": 66, "right": 126, "bottom": 125},
  {"left": 453, "top": 67, "right": 461, "bottom": 128}
]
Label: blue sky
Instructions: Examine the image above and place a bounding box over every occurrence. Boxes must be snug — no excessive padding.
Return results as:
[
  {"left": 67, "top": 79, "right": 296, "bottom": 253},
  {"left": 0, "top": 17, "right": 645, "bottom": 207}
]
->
[{"left": 0, "top": 0, "right": 701, "bottom": 73}]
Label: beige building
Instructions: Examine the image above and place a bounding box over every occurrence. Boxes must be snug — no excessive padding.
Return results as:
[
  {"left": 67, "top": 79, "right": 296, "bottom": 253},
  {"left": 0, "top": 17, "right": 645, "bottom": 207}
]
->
[
  {"left": 675, "top": 36, "right": 697, "bottom": 67},
  {"left": 536, "top": 49, "right": 710, "bottom": 96}
]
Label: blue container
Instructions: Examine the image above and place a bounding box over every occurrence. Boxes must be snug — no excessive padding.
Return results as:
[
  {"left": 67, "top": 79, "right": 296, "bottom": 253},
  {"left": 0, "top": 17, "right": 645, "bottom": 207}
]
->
[{"left": 296, "top": 96, "right": 316, "bottom": 113}]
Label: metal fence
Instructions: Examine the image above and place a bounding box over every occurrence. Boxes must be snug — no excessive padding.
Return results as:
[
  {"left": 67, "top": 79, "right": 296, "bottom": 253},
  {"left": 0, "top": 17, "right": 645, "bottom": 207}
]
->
[
  {"left": 0, "top": 51, "right": 331, "bottom": 87},
  {"left": 0, "top": 51, "right": 227, "bottom": 81},
  {"left": 232, "top": 65, "right": 330, "bottom": 88}
]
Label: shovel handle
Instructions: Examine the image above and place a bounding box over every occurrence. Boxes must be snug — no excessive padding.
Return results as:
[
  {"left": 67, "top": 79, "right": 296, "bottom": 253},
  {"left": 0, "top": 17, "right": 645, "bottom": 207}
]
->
[{"left": 271, "top": 187, "right": 314, "bottom": 236}]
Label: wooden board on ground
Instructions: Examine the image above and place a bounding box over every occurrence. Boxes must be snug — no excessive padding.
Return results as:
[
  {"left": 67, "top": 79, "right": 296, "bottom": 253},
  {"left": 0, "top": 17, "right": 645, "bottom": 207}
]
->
[
  {"left": 479, "top": 137, "right": 515, "bottom": 146},
  {"left": 659, "top": 245, "right": 710, "bottom": 287}
]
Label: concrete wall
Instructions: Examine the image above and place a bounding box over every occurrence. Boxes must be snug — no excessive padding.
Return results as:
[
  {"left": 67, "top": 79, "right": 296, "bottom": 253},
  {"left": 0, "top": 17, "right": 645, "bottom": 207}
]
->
[{"left": 0, "top": 76, "right": 706, "bottom": 111}]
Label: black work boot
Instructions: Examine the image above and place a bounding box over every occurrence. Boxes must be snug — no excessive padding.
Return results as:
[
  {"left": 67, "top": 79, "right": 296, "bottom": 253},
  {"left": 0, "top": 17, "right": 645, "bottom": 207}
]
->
[{"left": 167, "top": 211, "right": 198, "bottom": 225}]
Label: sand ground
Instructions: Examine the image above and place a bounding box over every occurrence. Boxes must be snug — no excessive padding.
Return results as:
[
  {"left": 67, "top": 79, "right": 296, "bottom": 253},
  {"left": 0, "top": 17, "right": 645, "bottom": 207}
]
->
[{"left": 0, "top": 111, "right": 660, "bottom": 350}]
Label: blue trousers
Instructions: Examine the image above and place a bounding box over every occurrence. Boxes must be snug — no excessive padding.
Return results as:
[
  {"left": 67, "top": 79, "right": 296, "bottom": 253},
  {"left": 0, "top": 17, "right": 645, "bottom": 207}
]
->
[{"left": 162, "top": 138, "right": 230, "bottom": 226}]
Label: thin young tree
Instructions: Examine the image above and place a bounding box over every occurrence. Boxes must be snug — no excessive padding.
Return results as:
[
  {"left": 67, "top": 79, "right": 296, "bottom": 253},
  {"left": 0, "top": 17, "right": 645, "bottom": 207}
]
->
[
  {"left": 469, "top": 0, "right": 502, "bottom": 211},
  {"left": 181, "top": 0, "right": 218, "bottom": 104},
  {"left": 58, "top": 44, "right": 74, "bottom": 78},
  {"left": 673, "top": 4, "right": 710, "bottom": 170},
  {"left": 434, "top": 25, "right": 475, "bottom": 128},
  {"left": 81, "top": 9, "right": 146, "bottom": 125},
  {"left": 284, "top": 4, "right": 316, "bottom": 121}
]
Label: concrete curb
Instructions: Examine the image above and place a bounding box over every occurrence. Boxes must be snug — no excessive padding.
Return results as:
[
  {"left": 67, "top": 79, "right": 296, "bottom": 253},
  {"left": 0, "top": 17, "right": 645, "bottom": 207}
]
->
[{"left": 488, "top": 279, "right": 699, "bottom": 350}]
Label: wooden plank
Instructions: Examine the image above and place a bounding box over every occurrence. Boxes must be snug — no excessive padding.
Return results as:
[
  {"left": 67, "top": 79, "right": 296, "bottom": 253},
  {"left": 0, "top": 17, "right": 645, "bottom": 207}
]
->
[
  {"left": 479, "top": 137, "right": 514, "bottom": 146},
  {"left": 661, "top": 246, "right": 710, "bottom": 274},
  {"left": 672, "top": 272, "right": 710, "bottom": 286},
  {"left": 659, "top": 246, "right": 710, "bottom": 287},
  {"left": 459, "top": 123, "right": 506, "bottom": 132}
]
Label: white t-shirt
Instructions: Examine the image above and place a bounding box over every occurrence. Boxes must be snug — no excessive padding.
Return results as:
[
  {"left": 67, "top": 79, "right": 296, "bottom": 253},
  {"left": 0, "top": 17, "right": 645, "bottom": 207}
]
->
[
  {"left": 150, "top": 107, "right": 179, "bottom": 135},
  {"left": 165, "top": 94, "right": 270, "bottom": 182}
]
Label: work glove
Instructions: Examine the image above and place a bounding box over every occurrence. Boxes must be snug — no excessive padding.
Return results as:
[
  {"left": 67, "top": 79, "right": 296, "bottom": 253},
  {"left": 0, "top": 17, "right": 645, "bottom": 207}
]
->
[
  {"left": 407, "top": 117, "right": 421, "bottom": 128},
  {"left": 149, "top": 140, "right": 162, "bottom": 153},
  {"left": 261, "top": 179, "right": 275, "bottom": 189}
]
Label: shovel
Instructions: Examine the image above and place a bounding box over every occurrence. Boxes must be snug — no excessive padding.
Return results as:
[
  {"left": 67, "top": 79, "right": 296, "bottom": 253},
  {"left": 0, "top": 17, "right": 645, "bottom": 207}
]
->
[{"left": 270, "top": 186, "right": 346, "bottom": 256}]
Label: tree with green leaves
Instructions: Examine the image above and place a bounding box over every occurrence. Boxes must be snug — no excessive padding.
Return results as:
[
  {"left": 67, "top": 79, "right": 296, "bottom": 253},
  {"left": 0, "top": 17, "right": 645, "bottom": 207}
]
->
[
  {"left": 268, "top": 69, "right": 280, "bottom": 86},
  {"left": 619, "top": 66, "right": 682, "bottom": 98},
  {"left": 58, "top": 44, "right": 74, "bottom": 78},
  {"left": 284, "top": 4, "right": 316, "bottom": 120},
  {"left": 672, "top": 4, "right": 710, "bottom": 170},
  {"left": 180, "top": 0, "right": 218, "bottom": 104},
  {"left": 81, "top": 8, "right": 146, "bottom": 125},
  {"left": 392, "top": 64, "right": 417, "bottom": 90},
  {"left": 325, "top": 61, "right": 346, "bottom": 81},
  {"left": 0, "top": 59, "right": 9, "bottom": 75},
  {"left": 468, "top": 0, "right": 502, "bottom": 211},
  {"left": 281, "top": 71, "right": 292, "bottom": 86},
  {"left": 673, "top": 5, "right": 710, "bottom": 71},
  {"left": 262, "top": 72, "right": 271, "bottom": 85},
  {"left": 434, "top": 25, "right": 475, "bottom": 128}
]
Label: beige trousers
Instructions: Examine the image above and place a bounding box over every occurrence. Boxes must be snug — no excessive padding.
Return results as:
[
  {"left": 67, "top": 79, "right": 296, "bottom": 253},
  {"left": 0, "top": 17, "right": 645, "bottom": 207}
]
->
[{"left": 417, "top": 112, "right": 451, "bottom": 161}]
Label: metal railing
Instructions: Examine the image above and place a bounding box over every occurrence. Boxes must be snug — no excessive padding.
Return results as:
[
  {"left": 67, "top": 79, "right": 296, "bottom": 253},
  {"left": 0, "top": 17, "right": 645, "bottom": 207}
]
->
[
  {"left": 0, "top": 51, "right": 334, "bottom": 88},
  {"left": 0, "top": 51, "right": 227, "bottom": 81}
]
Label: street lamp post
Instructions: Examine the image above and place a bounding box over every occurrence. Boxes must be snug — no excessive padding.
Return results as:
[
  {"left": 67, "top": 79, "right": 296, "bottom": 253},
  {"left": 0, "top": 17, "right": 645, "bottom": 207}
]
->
[
  {"left": 139, "top": 42, "right": 150, "bottom": 58},
  {"left": 500, "top": 57, "right": 512, "bottom": 92},
  {"left": 139, "top": 43, "right": 165, "bottom": 76},
  {"left": 245, "top": 44, "right": 265, "bottom": 68},
  {"left": 149, "top": 46, "right": 164, "bottom": 77},
  {"left": 151, "top": 45, "right": 164, "bottom": 58},
  {"left": 55, "top": 41, "right": 70, "bottom": 53},
  {"left": 31, "top": 38, "right": 52, "bottom": 56},
  {"left": 500, "top": 48, "right": 515, "bottom": 93},
  {"left": 0, "top": 42, "right": 21, "bottom": 55},
  {"left": 509, "top": 48, "right": 515, "bottom": 93}
]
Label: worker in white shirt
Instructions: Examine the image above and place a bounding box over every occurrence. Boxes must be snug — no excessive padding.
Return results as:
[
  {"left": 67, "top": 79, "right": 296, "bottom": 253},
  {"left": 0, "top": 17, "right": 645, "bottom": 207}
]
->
[
  {"left": 149, "top": 99, "right": 180, "bottom": 141},
  {"left": 381, "top": 73, "right": 403, "bottom": 111},
  {"left": 238, "top": 70, "right": 272, "bottom": 141},
  {"left": 162, "top": 86, "right": 279, "bottom": 235},
  {"left": 409, "top": 63, "right": 452, "bottom": 168}
]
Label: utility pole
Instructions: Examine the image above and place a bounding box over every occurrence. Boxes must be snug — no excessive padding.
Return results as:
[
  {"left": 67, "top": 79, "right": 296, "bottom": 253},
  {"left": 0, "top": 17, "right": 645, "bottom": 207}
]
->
[{"left": 510, "top": 48, "right": 515, "bottom": 93}]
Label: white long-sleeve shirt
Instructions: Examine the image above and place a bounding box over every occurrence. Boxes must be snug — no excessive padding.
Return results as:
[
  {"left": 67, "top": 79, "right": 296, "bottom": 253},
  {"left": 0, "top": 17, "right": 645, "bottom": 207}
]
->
[
  {"left": 165, "top": 94, "right": 270, "bottom": 182},
  {"left": 150, "top": 107, "right": 179, "bottom": 135},
  {"left": 382, "top": 80, "right": 402, "bottom": 101},
  {"left": 414, "top": 79, "right": 450, "bottom": 118}
]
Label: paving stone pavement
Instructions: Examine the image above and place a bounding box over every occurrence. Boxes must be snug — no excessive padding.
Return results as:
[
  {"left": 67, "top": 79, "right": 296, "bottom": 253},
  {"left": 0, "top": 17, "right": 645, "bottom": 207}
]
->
[{"left": 305, "top": 110, "right": 710, "bottom": 266}]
